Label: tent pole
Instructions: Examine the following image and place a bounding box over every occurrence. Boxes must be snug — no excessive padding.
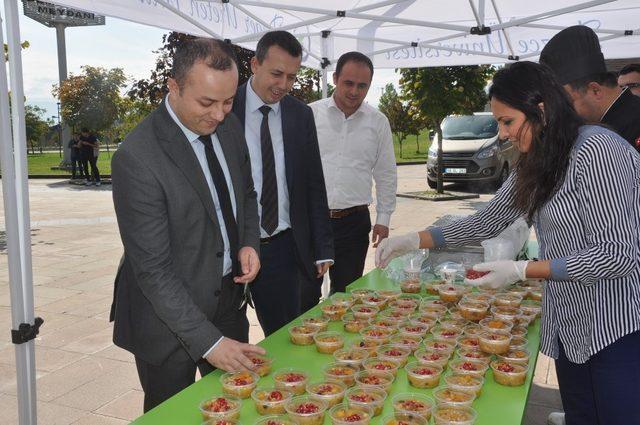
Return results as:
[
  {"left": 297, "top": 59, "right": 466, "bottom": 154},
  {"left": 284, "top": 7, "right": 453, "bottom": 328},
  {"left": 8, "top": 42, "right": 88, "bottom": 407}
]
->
[
  {"left": 231, "top": 0, "right": 407, "bottom": 43},
  {"left": 1, "top": 1, "right": 38, "bottom": 424}
]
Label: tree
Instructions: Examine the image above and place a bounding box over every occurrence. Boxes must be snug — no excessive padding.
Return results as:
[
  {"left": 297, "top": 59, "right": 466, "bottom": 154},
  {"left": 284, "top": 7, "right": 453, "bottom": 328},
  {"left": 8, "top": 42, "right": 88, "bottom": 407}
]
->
[
  {"left": 378, "top": 83, "right": 413, "bottom": 158},
  {"left": 290, "top": 67, "right": 333, "bottom": 104},
  {"left": 129, "top": 32, "right": 332, "bottom": 107},
  {"left": 52, "top": 66, "right": 127, "bottom": 133},
  {"left": 129, "top": 32, "right": 254, "bottom": 107},
  {"left": 400, "top": 65, "right": 495, "bottom": 192},
  {"left": 3, "top": 40, "right": 29, "bottom": 61},
  {"left": 24, "top": 104, "right": 52, "bottom": 154}
]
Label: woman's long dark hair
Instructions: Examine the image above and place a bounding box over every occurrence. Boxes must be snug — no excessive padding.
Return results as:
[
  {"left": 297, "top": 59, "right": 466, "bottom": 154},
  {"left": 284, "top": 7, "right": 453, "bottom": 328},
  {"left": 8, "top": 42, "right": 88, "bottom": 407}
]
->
[{"left": 488, "top": 61, "right": 584, "bottom": 221}]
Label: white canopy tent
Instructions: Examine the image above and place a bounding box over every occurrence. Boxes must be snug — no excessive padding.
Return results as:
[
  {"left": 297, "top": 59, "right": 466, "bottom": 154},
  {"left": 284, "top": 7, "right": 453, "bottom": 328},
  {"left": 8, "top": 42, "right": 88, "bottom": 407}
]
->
[{"left": 2, "top": 0, "right": 640, "bottom": 423}]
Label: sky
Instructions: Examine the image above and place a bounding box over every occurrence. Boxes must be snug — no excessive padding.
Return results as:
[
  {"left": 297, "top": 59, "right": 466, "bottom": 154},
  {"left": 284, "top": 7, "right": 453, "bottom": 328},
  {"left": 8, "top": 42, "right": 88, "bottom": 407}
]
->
[{"left": 2, "top": 3, "right": 400, "bottom": 120}]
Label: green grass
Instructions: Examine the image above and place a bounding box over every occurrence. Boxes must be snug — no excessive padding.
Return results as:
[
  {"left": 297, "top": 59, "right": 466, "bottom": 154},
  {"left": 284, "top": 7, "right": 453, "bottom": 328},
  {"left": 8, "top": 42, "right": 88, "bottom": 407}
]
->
[
  {"left": 21, "top": 132, "right": 430, "bottom": 175},
  {"left": 26, "top": 152, "right": 113, "bottom": 175},
  {"left": 393, "top": 129, "right": 432, "bottom": 163}
]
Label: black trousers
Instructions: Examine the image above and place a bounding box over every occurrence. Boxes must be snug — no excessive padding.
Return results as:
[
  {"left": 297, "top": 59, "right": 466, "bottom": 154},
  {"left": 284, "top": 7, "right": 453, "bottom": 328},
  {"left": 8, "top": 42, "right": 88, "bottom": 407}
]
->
[
  {"left": 86, "top": 156, "right": 101, "bottom": 183},
  {"left": 300, "top": 271, "right": 323, "bottom": 315},
  {"left": 70, "top": 159, "right": 84, "bottom": 179},
  {"left": 134, "top": 274, "right": 248, "bottom": 412},
  {"left": 250, "top": 230, "right": 302, "bottom": 336},
  {"left": 329, "top": 209, "right": 371, "bottom": 293},
  {"left": 555, "top": 330, "right": 640, "bottom": 425}
]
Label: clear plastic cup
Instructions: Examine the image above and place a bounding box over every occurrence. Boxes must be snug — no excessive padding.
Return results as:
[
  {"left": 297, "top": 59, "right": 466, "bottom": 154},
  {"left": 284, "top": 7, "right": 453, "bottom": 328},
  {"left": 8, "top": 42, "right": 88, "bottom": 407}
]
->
[
  {"left": 199, "top": 395, "right": 241, "bottom": 421},
  {"left": 305, "top": 380, "right": 346, "bottom": 408},
  {"left": 314, "top": 331, "right": 344, "bottom": 354},
  {"left": 329, "top": 402, "right": 373, "bottom": 425},
  {"left": 354, "top": 369, "right": 395, "bottom": 392},
  {"left": 284, "top": 395, "right": 327, "bottom": 425},
  {"left": 251, "top": 387, "right": 292, "bottom": 415},
  {"left": 491, "top": 360, "right": 528, "bottom": 386},
  {"left": 345, "top": 386, "right": 387, "bottom": 416},
  {"left": 433, "top": 386, "right": 476, "bottom": 409},
  {"left": 219, "top": 370, "right": 259, "bottom": 399},
  {"left": 273, "top": 368, "right": 309, "bottom": 395},
  {"left": 392, "top": 392, "right": 435, "bottom": 421},
  {"left": 323, "top": 362, "right": 358, "bottom": 386},
  {"left": 432, "top": 406, "right": 478, "bottom": 425},
  {"left": 405, "top": 361, "right": 443, "bottom": 389}
]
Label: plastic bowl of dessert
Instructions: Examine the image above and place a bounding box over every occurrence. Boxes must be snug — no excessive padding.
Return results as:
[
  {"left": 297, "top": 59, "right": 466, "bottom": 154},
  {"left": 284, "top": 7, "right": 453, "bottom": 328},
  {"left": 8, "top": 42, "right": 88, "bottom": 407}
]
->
[
  {"left": 400, "top": 278, "right": 422, "bottom": 294},
  {"left": 448, "top": 359, "right": 489, "bottom": 378},
  {"left": 376, "top": 344, "right": 411, "bottom": 367},
  {"left": 405, "top": 361, "right": 443, "bottom": 389},
  {"left": 273, "top": 368, "right": 309, "bottom": 396},
  {"left": 248, "top": 354, "right": 273, "bottom": 377},
  {"left": 333, "top": 347, "right": 370, "bottom": 369},
  {"left": 350, "top": 337, "right": 382, "bottom": 357},
  {"left": 350, "top": 289, "right": 377, "bottom": 304},
  {"left": 288, "top": 325, "right": 318, "bottom": 346},
  {"left": 389, "top": 334, "right": 423, "bottom": 353},
  {"left": 321, "top": 303, "right": 348, "bottom": 321},
  {"left": 491, "top": 360, "right": 528, "bottom": 386},
  {"left": 457, "top": 301, "right": 490, "bottom": 322},
  {"left": 351, "top": 305, "right": 379, "bottom": 321},
  {"left": 251, "top": 387, "right": 292, "bottom": 415},
  {"left": 490, "top": 306, "right": 522, "bottom": 323},
  {"left": 313, "top": 331, "right": 344, "bottom": 354},
  {"left": 360, "top": 326, "right": 396, "bottom": 344},
  {"left": 331, "top": 293, "right": 356, "bottom": 309},
  {"left": 219, "top": 370, "right": 259, "bottom": 399},
  {"left": 345, "top": 386, "right": 387, "bottom": 416},
  {"left": 284, "top": 395, "right": 327, "bottom": 425},
  {"left": 432, "top": 406, "right": 477, "bottom": 425},
  {"left": 432, "top": 386, "right": 476, "bottom": 409},
  {"left": 438, "top": 284, "right": 470, "bottom": 304},
  {"left": 431, "top": 327, "right": 463, "bottom": 344},
  {"left": 422, "top": 340, "right": 456, "bottom": 357},
  {"left": 443, "top": 373, "right": 484, "bottom": 397},
  {"left": 254, "top": 415, "right": 294, "bottom": 425},
  {"left": 478, "top": 331, "right": 512, "bottom": 355},
  {"left": 361, "top": 294, "right": 388, "bottom": 309},
  {"left": 398, "top": 323, "right": 429, "bottom": 339},
  {"left": 354, "top": 369, "right": 395, "bottom": 392},
  {"left": 509, "top": 336, "right": 528, "bottom": 350},
  {"left": 302, "top": 316, "right": 330, "bottom": 332},
  {"left": 456, "top": 336, "right": 481, "bottom": 352},
  {"left": 329, "top": 402, "right": 373, "bottom": 425},
  {"left": 414, "top": 348, "right": 450, "bottom": 369},
  {"left": 342, "top": 313, "right": 371, "bottom": 334},
  {"left": 199, "top": 395, "right": 242, "bottom": 422},
  {"left": 381, "top": 412, "right": 428, "bottom": 425},
  {"left": 455, "top": 349, "right": 492, "bottom": 366},
  {"left": 392, "top": 392, "right": 435, "bottom": 421},
  {"left": 305, "top": 380, "right": 346, "bottom": 408},
  {"left": 492, "top": 293, "right": 523, "bottom": 308},
  {"left": 377, "top": 289, "right": 403, "bottom": 301},
  {"left": 323, "top": 362, "right": 358, "bottom": 387},
  {"left": 479, "top": 318, "right": 514, "bottom": 335},
  {"left": 362, "top": 357, "right": 401, "bottom": 377}
]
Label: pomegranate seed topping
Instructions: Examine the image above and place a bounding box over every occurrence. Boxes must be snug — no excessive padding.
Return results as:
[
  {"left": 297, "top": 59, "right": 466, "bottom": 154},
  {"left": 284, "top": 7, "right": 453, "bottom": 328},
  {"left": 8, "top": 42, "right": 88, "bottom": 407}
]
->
[{"left": 295, "top": 403, "right": 319, "bottom": 414}]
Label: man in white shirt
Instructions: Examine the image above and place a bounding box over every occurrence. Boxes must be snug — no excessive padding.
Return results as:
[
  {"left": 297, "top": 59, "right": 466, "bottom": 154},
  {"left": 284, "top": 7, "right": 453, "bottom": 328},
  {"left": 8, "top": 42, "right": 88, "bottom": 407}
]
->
[
  {"left": 309, "top": 52, "right": 397, "bottom": 294},
  {"left": 232, "top": 31, "right": 334, "bottom": 335}
]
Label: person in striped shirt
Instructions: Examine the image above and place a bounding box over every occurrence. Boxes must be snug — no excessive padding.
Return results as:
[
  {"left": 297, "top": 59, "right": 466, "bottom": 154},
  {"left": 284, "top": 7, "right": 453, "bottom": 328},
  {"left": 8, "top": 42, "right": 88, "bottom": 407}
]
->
[{"left": 376, "top": 61, "right": 640, "bottom": 425}]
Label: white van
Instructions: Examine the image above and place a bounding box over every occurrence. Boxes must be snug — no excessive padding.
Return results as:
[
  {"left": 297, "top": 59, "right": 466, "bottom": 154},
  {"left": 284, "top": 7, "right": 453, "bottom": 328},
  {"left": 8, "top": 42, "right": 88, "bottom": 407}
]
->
[{"left": 426, "top": 112, "right": 518, "bottom": 189}]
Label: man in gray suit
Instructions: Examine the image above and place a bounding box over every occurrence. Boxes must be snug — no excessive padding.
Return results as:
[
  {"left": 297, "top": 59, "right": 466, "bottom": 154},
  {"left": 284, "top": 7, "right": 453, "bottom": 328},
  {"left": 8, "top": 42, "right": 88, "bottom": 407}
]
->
[{"left": 110, "top": 38, "right": 264, "bottom": 412}]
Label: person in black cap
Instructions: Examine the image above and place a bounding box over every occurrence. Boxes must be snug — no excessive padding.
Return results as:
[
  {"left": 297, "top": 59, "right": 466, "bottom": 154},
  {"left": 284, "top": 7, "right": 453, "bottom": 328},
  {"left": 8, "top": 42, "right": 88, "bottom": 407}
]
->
[{"left": 540, "top": 25, "right": 640, "bottom": 152}]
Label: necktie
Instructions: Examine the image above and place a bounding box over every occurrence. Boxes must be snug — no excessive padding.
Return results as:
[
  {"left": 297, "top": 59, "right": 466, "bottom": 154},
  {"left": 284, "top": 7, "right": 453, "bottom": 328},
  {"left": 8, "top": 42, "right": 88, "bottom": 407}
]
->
[
  {"left": 198, "top": 134, "right": 239, "bottom": 274},
  {"left": 258, "top": 105, "right": 279, "bottom": 235}
]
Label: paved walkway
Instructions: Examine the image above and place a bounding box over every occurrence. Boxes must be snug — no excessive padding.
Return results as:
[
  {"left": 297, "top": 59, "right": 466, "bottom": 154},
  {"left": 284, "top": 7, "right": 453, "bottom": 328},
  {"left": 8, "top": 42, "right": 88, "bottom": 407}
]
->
[{"left": 0, "top": 165, "right": 561, "bottom": 424}]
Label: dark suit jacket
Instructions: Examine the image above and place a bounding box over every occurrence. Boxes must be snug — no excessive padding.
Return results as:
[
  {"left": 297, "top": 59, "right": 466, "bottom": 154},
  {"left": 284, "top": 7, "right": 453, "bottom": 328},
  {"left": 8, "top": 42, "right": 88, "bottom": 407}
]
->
[
  {"left": 233, "top": 83, "right": 333, "bottom": 280},
  {"left": 601, "top": 88, "right": 640, "bottom": 151},
  {"left": 110, "top": 100, "right": 260, "bottom": 366}
]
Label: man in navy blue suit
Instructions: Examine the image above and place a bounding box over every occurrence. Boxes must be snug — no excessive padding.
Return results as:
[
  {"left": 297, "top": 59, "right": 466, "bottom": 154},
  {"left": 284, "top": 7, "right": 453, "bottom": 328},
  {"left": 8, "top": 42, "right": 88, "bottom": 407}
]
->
[{"left": 232, "top": 31, "right": 334, "bottom": 335}]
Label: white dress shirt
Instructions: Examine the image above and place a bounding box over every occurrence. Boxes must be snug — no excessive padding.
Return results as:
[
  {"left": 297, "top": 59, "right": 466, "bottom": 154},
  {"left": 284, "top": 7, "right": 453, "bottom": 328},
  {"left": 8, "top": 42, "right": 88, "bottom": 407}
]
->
[
  {"left": 309, "top": 96, "right": 397, "bottom": 226},
  {"left": 165, "top": 95, "right": 236, "bottom": 276},
  {"left": 244, "top": 79, "right": 291, "bottom": 238}
]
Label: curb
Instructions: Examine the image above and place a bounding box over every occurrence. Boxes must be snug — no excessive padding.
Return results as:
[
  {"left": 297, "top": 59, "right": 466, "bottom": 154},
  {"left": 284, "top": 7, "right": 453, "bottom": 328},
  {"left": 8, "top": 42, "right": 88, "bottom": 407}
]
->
[{"left": 397, "top": 192, "right": 480, "bottom": 202}]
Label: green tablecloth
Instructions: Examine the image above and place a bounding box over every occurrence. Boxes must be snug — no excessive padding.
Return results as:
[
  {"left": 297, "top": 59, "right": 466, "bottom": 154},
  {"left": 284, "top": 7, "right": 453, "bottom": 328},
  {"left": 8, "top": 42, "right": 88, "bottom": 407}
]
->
[{"left": 132, "top": 268, "right": 540, "bottom": 425}]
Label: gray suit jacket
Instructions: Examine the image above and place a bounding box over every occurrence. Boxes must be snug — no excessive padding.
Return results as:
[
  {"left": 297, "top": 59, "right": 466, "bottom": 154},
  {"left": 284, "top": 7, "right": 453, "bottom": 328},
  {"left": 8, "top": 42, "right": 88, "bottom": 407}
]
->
[{"left": 110, "top": 101, "right": 260, "bottom": 366}]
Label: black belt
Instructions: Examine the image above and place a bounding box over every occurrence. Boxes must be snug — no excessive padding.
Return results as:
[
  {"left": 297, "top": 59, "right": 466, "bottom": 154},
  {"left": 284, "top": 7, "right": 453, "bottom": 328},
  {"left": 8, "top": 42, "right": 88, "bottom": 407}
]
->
[
  {"left": 329, "top": 205, "right": 368, "bottom": 219},
  {"left": 260, "top": 228, "right": 291, "bottom": 244}
]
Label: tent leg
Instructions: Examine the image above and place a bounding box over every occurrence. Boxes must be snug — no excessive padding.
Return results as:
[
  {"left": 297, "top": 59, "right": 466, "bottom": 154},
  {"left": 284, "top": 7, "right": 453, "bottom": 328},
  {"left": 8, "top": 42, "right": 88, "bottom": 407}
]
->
[
  {"left": 1, "top": 2, "right": 38, "bottom": 424},
  {"left": 321, "top": 70, "right": 328, "bottom": 99}
]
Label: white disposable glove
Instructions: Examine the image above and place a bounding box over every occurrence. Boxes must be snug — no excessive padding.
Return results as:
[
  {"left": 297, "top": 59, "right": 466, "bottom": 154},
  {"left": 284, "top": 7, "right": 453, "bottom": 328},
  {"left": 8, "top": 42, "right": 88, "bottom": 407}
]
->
[
  {"left": 464, "top": 260, "right": 529, "bottom": 289},
  {"left": 375, "top": 232, "right": 421, "bottom": 269}
]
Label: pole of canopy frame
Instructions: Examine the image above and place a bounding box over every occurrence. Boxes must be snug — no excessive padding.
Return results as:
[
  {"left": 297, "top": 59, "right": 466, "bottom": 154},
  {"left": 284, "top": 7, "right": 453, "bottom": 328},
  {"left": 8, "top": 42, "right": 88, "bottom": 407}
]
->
[
  {"left": 1, "top": 1, "right": 43, "bottom": 424},
  {"left": 321, "top": 30, "right": 330, "bottom": 99}
]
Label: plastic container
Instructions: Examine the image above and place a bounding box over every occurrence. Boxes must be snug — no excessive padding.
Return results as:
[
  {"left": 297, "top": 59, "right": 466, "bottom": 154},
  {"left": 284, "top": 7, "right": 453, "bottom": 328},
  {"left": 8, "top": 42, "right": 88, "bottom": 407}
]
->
[
  {"left": 323, "top": 362, "right": 358, "bottom": 386},
  {"left": 199, "top": 396, "right": 242, "bottom": 421},
  {"left": 377, "top": 344, "right": 411, "bottom": 367},
  {"left": 329, "top": 402, "right": 373, "bottom": 425},
  {"left": 354, "top": 370, "right": 395, "bottom": 392},
  {"left": 432, "top": 406, "right": 477, "bottom": 425},
  {"left": 313, "top": 331, "right": 344, "bottom": 354},
  {"left": 433, "top": 387, "right": 476, "bottom": 409},
  {"left": 457, "top": 301, "right": 490, "bottom": 322},
  {"left": 284, "top": 395, "right": 327, "bottom": 425},
  {"left": 482, "top": 238, "right": 514, "bottom": 262},
  {"left": 249, "top": 354, "right": 273, "bottom": 377},
  {"left": 381, "top": 412, "right": 428, "bottom": 425},
  {"left": 362, "top": 358, "right": 401, "bottom": 376},
  {"left": 351, "top": 305, "right": 379, "bottom": 321},
  {"left": 377, "top": 289, "right": 403, "bottom": 301},
  {"left": 448, "top": 359, "right": 489, "bottom": 378},
  {"left": 491, "top": 360, "right": 528, "bottom": 386},
  {"left": 478, "top": 331, "right": 512, "bottom": 355},
  {"left": 305, "top": 381, "right": 346, "bottom": 408},
  {"left": 251, "top": 388, "right": 292, "bottom": 415},
  {"left": 219, "top": 371, "right": 259, "bottom": 399},
  {"left": 288, "top": 325, "right": 318, "bottom": 345},
  {"left": 400, "top": 278, "right": 422, "bottom": 294},
  {"left": 392, "top": 392, "right": 435, "bottom": 420},
  {"left": 345, "top": 386, "right": 387, "bottom": 416},
  {"left": 254, "top": 415, "right": 294, "bottom": 425},
  {"left": 443, "top": 374, "right": 484, "bottom": 397},
  {"left": 497, "top": 348, "right": 530, "bottom": 366},
  {"left": 342, "top": 313, "right": 370, "bottom": 334},
  {"left": 273, "top": 368, "right": 309, "bottom": 396},
  {"left": 405, "top": 361, "right": 443, "bottom": 389},
  {"left": 302, "top": 316, "right": 330, "bottom": 332},
  {"left": 414, "top": 348, "right": 450, "bottom": 368},
  {"left": 333, "top": 347, "right": 370, "bottom": 369},
  {"left": 321, "top": 303, "right": 348, "bottom": 321}
]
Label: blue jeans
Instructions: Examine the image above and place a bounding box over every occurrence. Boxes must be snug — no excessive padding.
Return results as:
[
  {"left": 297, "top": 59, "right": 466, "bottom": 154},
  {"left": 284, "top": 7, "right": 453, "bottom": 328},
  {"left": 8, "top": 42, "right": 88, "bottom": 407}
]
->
[{"left": 555, "top": 330, "right": 640, "bottom": 425}]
